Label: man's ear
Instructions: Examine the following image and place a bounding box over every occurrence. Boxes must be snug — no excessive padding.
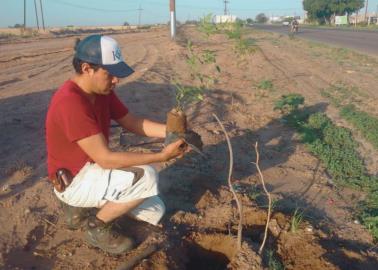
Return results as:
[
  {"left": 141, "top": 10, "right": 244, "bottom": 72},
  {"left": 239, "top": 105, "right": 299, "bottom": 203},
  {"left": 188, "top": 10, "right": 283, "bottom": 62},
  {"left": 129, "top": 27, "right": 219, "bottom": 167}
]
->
[{"left": 81, "top": 62, "right": 93, "bottom": 75}]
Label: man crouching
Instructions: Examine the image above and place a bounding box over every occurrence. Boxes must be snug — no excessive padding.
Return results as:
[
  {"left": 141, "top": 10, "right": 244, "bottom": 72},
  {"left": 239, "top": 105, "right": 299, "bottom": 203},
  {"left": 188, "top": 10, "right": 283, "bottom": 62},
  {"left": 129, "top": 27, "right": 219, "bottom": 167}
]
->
[{"left": 45, "top": 34, "right": 186, "bottom": 254}]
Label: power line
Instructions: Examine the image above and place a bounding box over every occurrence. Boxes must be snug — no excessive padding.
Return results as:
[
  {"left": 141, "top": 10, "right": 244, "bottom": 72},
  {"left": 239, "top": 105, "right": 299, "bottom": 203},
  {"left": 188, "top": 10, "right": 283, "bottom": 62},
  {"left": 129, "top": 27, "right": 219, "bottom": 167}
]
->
[{"left": 48, "top": 0, "right": 138, "bottom": 13}]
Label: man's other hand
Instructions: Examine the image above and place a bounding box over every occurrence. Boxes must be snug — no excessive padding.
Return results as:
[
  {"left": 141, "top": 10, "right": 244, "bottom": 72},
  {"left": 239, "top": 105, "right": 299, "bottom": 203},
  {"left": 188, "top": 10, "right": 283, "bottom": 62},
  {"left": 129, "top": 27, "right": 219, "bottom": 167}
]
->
[{"left": 162, "top": 139, "right": 187, "bottom": 161}]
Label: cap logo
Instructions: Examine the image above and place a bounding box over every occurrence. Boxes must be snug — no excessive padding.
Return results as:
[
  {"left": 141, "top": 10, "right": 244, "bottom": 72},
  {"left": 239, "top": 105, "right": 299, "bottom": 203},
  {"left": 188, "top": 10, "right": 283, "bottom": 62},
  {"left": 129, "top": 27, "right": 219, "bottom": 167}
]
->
[
  {"left": 112, "top": 48, "right": 122, "bottom": 62},
  {"left": 101, "top": 36, "right": 123, "bottom": 65}
]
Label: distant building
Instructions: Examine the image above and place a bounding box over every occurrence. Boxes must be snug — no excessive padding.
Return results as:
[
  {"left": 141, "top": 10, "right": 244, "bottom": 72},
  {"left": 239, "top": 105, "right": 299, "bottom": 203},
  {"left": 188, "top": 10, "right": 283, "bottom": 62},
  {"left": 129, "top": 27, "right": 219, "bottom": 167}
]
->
[
  {"left": 269, "top": 16, "right": 282, "bottom": 23},
  {"left": 349, "top": 12, "right": 378, "bottom": 24},
  {"left": 214, "top": 15, "right": 237, "bottom": 24}
]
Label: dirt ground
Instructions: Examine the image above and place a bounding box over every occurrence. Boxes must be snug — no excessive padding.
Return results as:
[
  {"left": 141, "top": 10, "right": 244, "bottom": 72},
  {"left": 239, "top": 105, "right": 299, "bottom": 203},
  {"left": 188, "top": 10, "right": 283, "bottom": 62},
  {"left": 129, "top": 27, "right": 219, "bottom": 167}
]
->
[{"left": 0, "top": 25, "right": 378, "bottom": 269}]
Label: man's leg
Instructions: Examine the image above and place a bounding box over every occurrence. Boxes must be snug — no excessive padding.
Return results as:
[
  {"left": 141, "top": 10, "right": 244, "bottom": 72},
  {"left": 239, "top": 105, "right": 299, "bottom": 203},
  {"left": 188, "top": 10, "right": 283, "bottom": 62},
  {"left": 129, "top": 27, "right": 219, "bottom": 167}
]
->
[
  {"left": 96, "top": 199, "right": 145, "bottom": 223},
  {"left": 55, "top": 163, "right": 162, "bottom": 254},
  {"left": 85, "top": 165, "right": 163, "bottom": 254},
  {"left": 128, "top": 195, "right": 166, "bottom": 226}
]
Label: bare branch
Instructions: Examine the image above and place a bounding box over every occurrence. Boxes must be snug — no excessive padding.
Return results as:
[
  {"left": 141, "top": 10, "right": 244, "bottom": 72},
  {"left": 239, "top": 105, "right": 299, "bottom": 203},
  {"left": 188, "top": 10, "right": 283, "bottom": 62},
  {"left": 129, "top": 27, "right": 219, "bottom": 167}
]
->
[
  {"left": 254, "top": 141, "right": 272, "bottom": 254},
  {"left": 213, "top": 113, "right": 243, "bottom": 251}
]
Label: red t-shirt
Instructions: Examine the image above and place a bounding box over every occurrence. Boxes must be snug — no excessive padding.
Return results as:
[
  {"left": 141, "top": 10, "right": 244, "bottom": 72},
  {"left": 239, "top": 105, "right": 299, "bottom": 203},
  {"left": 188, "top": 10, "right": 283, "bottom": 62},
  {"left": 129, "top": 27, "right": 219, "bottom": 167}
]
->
[{"left": 45, "top": 80, "right": 128, "bottom": 180}]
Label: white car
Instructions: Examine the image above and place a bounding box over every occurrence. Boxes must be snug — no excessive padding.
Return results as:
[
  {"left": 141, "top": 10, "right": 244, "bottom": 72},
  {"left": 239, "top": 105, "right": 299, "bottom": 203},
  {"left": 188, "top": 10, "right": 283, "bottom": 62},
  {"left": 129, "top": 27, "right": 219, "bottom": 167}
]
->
[{"left": 282, "top": 21, "right": 290, "bottom": 26}]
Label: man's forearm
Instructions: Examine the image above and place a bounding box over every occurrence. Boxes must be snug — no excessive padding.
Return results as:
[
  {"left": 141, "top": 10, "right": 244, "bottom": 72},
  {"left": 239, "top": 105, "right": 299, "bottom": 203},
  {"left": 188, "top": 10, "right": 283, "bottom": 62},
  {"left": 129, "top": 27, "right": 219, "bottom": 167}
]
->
[
  {"left": 99, "top": 151, "right": 167, "bottom": 169},
  {"left": 117, "top": 113, "right": 166, "bottom": 138},
  {"left": 140, "top": 119, "right": 166, "bottom": 138}
]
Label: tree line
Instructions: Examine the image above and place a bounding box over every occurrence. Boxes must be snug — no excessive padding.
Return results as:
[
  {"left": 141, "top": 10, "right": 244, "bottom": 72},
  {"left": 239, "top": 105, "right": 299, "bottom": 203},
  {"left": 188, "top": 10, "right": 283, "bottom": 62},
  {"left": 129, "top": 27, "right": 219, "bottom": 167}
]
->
[{"left": 303, "top": 0, "right": 365, "bottom": 24}]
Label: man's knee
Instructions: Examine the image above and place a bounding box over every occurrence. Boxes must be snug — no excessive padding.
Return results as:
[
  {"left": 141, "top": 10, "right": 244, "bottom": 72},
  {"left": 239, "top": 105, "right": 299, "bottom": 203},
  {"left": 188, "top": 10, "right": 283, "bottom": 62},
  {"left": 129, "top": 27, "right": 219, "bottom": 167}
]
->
[
  {"left": 155, "top": 196, "right": 166, "bottom": 221},
  {"left": 147, "top": 196, "right": 166, "bottom": 225},
  {"left": 131, "top": 195, "right": 166, "bottom": 225}
]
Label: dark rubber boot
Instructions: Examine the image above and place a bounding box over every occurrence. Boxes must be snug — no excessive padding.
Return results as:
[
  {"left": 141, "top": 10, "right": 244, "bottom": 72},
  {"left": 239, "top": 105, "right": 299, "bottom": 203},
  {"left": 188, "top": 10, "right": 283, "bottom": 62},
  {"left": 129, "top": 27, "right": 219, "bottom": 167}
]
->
[
  {"left": 60, "top": 201, "right": 89, "bottom": 230},
  {"left": 85, "top": 216, "right": 134, "bottom": 254}
]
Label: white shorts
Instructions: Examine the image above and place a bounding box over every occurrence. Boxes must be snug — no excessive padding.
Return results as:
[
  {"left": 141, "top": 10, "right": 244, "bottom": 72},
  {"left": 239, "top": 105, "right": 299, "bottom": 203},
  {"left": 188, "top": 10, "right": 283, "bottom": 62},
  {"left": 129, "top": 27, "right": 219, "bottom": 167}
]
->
[{"left": 54, "top": 162, "right": 165, "bottom": 225}]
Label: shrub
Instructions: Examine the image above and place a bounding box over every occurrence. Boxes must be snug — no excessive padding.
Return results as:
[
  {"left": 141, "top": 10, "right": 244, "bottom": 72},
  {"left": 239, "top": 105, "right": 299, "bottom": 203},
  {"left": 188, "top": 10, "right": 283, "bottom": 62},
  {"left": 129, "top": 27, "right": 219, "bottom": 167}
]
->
[
  {"left": 340, "top": 104, "right": 378, "bottom": 149},
  {"left": 274, "top": 93, "right": 304, "bottom": 114},
  {"left": 197, "top": 14, "right": 217, "bottom": 38},
  {"left": 276, "top": 95, "right": 378, "bottom": 240},
  {"left": 257, "top": 79, "right": 273, "bottom": 90},
  {"left": 303, "top": 113, "right": 367, "bottom": 187}
]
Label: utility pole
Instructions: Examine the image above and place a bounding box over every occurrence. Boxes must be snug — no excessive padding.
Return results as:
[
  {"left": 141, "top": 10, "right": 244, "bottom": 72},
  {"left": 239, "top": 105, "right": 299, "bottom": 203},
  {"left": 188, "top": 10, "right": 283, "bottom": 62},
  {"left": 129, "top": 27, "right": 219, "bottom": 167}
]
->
[
  {"left": 364, "top": 0, "right": 369, "bottom": 22},
  {"left": 24, "top": 0, "right": 26, "bottom": 29},
  {"left": 137, "top": 4, "right": 143, "bottom": 27},
  {"left": 170, "top": 0, "right": 176, "bottom": 40},
  {"left": 224, "top": 0, "right": 229, "bottom": 15},
  {"left": 34, "top": 0, "right": 40, "bottom": 30},
  {"left": 39, "top": 0, "right": 45, "bottom": 30}
]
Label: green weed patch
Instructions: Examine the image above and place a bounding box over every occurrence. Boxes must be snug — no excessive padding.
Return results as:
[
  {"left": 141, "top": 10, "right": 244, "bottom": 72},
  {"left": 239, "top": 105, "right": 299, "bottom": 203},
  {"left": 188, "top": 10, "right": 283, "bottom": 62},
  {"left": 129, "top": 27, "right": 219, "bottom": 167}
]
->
[
  {"left": 275, "top": 94, "right": 378, "bottom": 240},
  {"left": 359, "top": 192, "right": 378, "bottom": 240},
  {"left": 257, "top": 79, "right": 274, "bottom": 91},
  {"left": 321, "top": 84, "right": 378, "bottom": 150},
  {"left": 340, "top": 105, "right": 378, "bottom": 150},
  {"left": 321, "top": 83, "right": 366, "bottom": 108},
  {"left": 301, "top": 113, "right": 368, "bottom": 187}
]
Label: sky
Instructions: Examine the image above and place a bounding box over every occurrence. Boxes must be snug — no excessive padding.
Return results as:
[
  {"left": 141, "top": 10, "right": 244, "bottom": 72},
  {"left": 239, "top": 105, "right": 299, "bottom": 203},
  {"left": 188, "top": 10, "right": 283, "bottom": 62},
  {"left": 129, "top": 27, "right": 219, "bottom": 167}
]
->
[{"left": 1, "top": 0, "right": 378, "bottom": 28}]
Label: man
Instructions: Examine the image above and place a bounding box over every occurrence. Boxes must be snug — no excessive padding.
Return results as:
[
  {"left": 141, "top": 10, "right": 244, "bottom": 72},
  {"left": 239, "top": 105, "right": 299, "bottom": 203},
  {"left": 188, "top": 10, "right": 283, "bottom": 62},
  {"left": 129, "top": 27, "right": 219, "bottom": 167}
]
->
[
  {"left": 291, "top": 18, "right": 299, "bottom": 33},
  {"left": 45, "top": 34, "right": 186, "bottom": 254}
]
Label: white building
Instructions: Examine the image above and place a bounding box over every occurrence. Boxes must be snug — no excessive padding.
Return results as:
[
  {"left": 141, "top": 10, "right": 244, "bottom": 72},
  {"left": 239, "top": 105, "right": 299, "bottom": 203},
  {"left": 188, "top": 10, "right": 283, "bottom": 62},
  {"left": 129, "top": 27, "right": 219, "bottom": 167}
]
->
[
  {"left": 269, "top": 16, "right": 282, "bottom": 23},
  {"left": 214, "top": 15, "right": 237, "bottom": 24}
]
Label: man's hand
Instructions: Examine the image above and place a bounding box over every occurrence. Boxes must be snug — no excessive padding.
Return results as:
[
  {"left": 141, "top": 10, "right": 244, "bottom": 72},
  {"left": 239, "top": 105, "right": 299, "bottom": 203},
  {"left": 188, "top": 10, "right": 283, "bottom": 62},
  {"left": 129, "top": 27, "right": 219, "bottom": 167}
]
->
[{"left": 161, "top": 139, "right": 187, "bottom": 161}]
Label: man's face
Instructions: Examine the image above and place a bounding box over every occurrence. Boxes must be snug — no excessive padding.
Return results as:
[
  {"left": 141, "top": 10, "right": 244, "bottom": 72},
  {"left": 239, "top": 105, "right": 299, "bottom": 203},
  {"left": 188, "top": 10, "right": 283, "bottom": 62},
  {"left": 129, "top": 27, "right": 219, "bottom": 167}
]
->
[{"left": 90, "top": 67, "right": 119, "bottom": 95}]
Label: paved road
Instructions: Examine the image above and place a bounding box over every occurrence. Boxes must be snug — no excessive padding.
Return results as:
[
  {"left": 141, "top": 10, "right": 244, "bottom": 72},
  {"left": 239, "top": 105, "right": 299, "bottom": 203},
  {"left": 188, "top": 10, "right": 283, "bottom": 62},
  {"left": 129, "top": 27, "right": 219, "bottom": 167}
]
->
[{"left": 252, "top": 24, "right": 378, "bottom": 56}]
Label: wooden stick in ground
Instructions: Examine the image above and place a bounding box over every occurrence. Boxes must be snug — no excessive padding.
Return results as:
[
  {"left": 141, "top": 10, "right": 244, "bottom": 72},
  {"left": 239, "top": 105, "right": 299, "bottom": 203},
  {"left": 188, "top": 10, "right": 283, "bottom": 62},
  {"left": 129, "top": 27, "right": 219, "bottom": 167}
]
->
[
  {"left": 213, "top": 113, "right": 243, "bottom": 251},
  {"left": 253, "top": 141, "right": 272, "bottom": 254}
]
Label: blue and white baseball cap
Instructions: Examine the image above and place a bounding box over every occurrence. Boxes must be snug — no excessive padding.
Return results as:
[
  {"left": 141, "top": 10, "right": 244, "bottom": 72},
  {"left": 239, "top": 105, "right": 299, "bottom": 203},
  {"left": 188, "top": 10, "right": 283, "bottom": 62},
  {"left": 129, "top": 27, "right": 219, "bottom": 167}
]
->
[{"left": 74, "top": 34, "right": 134, "bottom": 78}]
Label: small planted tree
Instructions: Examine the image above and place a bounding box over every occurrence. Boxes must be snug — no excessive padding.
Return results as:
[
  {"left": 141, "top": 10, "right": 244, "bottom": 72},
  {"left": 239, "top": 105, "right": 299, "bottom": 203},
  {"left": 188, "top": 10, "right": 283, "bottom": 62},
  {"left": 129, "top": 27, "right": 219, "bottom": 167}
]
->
[
  {"left": 197, "top": 13, "right": 217, "bottom": 39},
  {"left": 166, "top": 82, "right": 204, "bottom": 142},
  {"left": 221, "top": 20, "right": 257, "bottom": 62},
  {"left": 165, "top": 77, "right": 205, "bottom": 151},
  {"left": 166, "top": 39, "right": 219, "bottom": 148}
]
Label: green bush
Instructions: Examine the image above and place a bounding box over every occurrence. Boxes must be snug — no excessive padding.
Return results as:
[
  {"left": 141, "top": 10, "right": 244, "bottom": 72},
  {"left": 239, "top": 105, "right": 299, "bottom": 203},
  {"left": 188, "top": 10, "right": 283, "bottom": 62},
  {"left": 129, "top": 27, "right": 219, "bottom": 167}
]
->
[
  {"left": 274, "top": 93, "right": 304, "bottom": 114},
  {"left": 303, "top": 113, "right": 367, "bottom": 187},
  {"left": 359, "top": 191, "right": 378, "bottom": 240},
  {"left": 276, "top": 95, "right": 378, "bottom": 239},
  {"left": 197, "top": 14, "right": 217, "bottom": 38},
  {"left": 225, "top": 20, "right": 243, "bottom": 40},
  {"left": 257, "top": 79, "right": 273, "bottom": 90},
  {"left": 340, "top": 104, "right": 378, "bottom": 149}
]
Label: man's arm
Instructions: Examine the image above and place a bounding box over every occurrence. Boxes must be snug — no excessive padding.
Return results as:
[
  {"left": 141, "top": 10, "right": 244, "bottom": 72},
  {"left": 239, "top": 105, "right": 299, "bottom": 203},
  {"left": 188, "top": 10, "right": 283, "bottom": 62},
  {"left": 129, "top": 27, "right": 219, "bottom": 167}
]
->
[
  {"left": 77, "top": 133, "right": 184, "bottom": 169},
  {"left": 116, "top": 113, "right": 166, "bottom": 138}
]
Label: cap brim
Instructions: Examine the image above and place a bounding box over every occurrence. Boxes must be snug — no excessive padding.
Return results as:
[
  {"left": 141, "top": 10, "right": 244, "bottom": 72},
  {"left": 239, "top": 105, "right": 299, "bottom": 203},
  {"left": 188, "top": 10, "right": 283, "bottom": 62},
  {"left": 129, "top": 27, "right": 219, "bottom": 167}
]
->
[{"left": 103, "top": 62, "right": 134, "bottom": 78}]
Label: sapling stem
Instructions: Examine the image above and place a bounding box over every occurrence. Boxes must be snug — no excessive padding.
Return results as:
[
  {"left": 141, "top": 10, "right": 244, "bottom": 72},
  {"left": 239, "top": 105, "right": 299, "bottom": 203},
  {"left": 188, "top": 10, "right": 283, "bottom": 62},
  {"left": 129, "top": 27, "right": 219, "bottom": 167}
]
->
[
  {"left": 253, "top": 141, "right": 272, "bottom": 255},
  {"left": 213, "top": 113, "right": 243, "bottom": 251}
]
